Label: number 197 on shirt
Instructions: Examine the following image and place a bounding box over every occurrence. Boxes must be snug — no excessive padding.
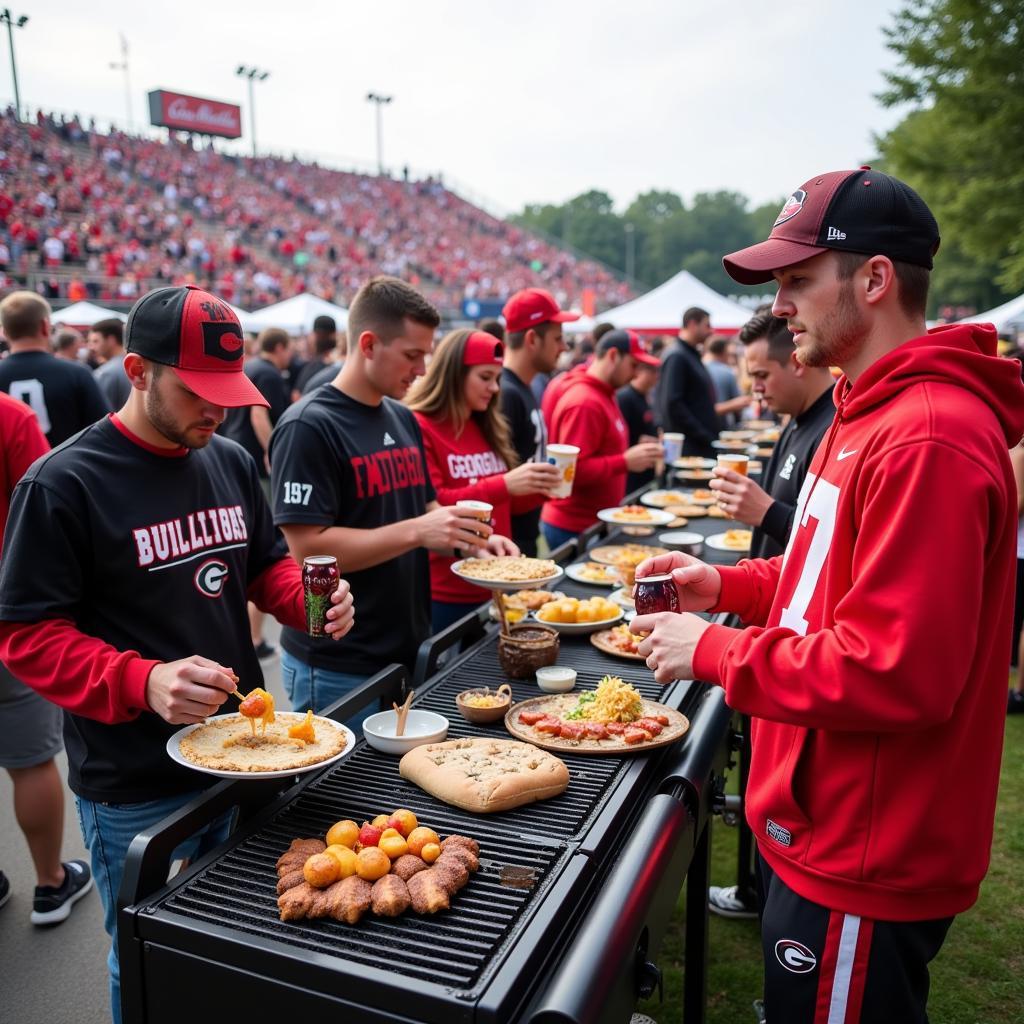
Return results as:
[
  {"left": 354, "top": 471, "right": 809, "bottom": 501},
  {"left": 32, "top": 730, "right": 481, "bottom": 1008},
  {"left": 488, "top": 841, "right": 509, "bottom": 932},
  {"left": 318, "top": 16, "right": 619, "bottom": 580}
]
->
[{"left": 282, "top": 481, "right": 312, "bottom": 505}]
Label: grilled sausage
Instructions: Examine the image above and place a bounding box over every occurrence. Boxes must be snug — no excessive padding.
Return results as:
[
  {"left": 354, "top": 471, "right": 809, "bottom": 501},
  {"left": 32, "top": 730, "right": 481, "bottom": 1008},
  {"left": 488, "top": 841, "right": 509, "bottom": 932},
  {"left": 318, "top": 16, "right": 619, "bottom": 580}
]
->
[
  {"left": 391, "top": 854, "right": 429, "bottom": 881},
  {"left": 325, "top": 875, "right": 373, "bottom": 925},
  {"left": 276, "top": 868, "right": 306, "bottom": 895},
  {"left": 441, "top": 835, "right": 480, "bottom": 858},
  {"left": 371, "top": 874, "right": 411, "bottom": 917},
  {"left": 407, "top": 869, "right": 451, "bottom": 914}
]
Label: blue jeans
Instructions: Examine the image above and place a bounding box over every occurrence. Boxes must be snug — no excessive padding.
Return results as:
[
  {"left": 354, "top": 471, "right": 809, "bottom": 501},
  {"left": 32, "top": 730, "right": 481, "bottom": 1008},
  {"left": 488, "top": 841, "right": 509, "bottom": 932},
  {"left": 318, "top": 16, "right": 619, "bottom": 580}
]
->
[
  {"left": 280, "top": 648, "right": 373, "bottom": 729},
  {"left": 541, "top": 521, "right": 578, "bottom": 553},
  {"left": 75, "top": 793, "right": 233, "bottom": 1024}
]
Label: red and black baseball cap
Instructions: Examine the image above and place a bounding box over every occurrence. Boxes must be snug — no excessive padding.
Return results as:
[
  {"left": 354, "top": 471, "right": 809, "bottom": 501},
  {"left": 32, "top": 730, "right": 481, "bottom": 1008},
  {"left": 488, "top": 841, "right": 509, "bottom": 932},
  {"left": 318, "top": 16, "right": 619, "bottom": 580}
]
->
[
  {"left": 598, "top": 329, "right": 660, "bottom": 367},
  {"left": 502, "top": 288, "right": 581, "bottom": 334},
  {"left": 723, "top": 168, "right": 941, "bottom": 285},
  {"left": 125, "top": 285, "right": 268, "bottom": 408},
  {"left": 463, "top": 330, "right": 505, "bottom": 366}
]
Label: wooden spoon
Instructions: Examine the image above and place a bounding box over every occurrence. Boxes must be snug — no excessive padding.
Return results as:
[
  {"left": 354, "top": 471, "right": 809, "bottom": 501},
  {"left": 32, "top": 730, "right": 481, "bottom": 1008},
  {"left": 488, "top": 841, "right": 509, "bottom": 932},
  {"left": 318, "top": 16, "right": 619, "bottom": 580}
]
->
[
  {"left": 393, "top": 690, "right": 415, "bottom": 736},
  {"left": 493, "top": 590, "right": 511, "bottom": 637}
]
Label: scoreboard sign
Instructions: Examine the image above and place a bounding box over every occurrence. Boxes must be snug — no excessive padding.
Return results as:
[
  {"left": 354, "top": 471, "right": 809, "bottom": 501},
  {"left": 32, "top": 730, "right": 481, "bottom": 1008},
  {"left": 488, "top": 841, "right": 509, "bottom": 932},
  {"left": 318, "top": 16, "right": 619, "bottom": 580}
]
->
[{"left": 148, "top": 90, "right": 242, "bottom": 139}]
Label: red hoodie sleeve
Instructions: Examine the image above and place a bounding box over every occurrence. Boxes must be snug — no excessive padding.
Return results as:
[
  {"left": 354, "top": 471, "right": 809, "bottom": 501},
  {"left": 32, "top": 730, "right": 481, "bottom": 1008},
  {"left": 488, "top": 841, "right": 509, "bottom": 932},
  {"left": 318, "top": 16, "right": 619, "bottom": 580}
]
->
[
  {"left": 554, "top": 401, "right": 626, "bottom": 483},
  {"left": 0, "top": 619, "right": 158, "bottom": 723},
  {"left": 692, "top": 441, "right": 997, "bottom": 732},
  {"left": 247, "top": 556, "right": 306, "bottom": 631}
]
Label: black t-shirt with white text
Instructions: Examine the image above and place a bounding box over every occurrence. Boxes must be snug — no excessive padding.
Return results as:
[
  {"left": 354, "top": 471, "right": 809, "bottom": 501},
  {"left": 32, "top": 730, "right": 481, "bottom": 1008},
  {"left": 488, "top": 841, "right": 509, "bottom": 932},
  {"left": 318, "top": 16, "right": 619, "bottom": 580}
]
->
[
  {"left": 220, "top": 357, "right": 290, "bottom": 477},
  {"left": 269, "top": 386, "right": 435, "bottom": 675},
  {"left": 0, "top": 350, "right": 109, "bottom": 446},
  {"left": 500, "top": 367, "right": 547, "bottom": 555},
  {"left": 0, "top": 418, "right": 288, "bottom": 801}
]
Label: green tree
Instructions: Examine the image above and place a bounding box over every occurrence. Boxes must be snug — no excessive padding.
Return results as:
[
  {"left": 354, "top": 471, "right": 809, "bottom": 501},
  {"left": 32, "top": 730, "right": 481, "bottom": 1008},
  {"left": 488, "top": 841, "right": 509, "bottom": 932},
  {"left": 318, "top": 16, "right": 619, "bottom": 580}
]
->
[{"left": 877, "top": 0, "right": 1024, "bottom": 298}]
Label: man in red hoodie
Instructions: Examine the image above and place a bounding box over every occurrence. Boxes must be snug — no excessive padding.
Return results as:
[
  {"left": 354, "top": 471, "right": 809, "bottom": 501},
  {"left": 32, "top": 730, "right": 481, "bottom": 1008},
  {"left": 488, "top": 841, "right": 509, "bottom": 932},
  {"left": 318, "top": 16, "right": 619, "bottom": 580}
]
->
[
  {"left": 540, "top": 330, "right": 663, "bottom": 550},
  {"left": 633, "top": 169, "right": 1024, "bottom": 1023}
]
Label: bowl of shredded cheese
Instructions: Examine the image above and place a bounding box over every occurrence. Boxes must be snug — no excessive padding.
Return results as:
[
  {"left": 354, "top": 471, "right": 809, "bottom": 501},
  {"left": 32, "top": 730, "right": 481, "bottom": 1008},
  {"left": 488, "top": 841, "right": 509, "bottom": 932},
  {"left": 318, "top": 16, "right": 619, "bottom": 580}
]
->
[{"left": 455, "top": 684, "right": 513, "bottom": 724}]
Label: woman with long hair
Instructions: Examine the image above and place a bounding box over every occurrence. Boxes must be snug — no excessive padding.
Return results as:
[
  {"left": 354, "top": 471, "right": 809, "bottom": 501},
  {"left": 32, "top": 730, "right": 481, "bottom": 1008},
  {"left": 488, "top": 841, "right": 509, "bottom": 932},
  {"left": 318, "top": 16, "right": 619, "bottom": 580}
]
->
[{"left": 407, "top": 329, "right": 561, "bottom": 632}]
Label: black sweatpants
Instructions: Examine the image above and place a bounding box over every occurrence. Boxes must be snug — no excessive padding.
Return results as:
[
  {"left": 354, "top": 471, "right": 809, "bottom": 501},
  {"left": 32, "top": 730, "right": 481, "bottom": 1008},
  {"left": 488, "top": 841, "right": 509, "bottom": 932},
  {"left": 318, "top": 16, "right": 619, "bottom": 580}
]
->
[{"left": 757, "top": 856, "right": 954, "bottom": 1023}]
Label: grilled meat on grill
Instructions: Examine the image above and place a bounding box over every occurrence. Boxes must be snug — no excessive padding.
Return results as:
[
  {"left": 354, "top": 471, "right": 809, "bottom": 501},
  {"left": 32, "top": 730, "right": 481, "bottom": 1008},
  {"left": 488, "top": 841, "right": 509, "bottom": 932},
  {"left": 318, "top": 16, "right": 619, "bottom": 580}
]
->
[
  {"left": 407, "top": 869, "right": 451, "bottom": 914},
  {"left": 276, "top": 868, "right": 306, "bottom": 895},
  {"left": 371, "top": 874, "right": 412, "bottom": 917},
  {"left": 391, "top": 854, "right": 429, "bottom": 881},
  {"left": 441, "top": 835, "right": 480, "bottom": 858},
  {"left": 277, "top": 882, "right": 318, "bottom": 921},
  {"left": 327, "top": 876, "right": 373, "bottom": 924}
]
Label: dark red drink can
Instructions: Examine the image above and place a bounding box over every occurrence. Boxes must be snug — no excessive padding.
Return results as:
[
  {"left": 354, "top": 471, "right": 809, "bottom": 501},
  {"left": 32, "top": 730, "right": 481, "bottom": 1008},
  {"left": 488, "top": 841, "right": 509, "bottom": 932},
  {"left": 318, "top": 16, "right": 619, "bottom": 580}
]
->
[
  {"left": 633, "top": 573, "right": 680, "bottom": 615},
  {"left": 303, "top": 555, "right": 339, "bottom": 637}
]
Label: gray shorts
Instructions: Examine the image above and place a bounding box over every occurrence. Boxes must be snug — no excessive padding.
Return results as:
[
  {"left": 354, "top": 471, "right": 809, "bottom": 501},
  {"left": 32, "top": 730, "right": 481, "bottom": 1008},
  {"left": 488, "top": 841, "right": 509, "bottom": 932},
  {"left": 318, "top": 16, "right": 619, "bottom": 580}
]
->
[{"left": 0, "top": 660, "right": 63, "bottom": 768}]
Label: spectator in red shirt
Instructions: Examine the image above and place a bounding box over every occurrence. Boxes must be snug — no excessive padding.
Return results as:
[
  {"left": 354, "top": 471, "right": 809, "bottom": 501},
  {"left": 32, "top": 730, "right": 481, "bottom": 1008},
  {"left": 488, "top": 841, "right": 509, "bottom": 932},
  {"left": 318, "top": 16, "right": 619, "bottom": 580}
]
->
[
  {"left": 407, "top": 329, "right": 558, "bottom": 633},
  {"left": 541, "top": 330, "right": 663, "bottom": 550}
]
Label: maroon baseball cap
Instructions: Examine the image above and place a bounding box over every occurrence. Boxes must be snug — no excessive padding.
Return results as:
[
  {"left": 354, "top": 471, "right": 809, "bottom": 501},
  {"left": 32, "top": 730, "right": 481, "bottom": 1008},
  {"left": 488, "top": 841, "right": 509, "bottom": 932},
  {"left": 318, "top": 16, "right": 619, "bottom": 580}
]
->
[
  {"left": 502, "top": 288, "right": 581, "bottom": 333},
  {"left": 125, "top": 285, "right": 268, "bottom": 408},
  {"left": 598, "top": 329, "right": 660, "bottom": 367},
  {"left": 723, "top": 168, "right": 941, "bottom": 285}
]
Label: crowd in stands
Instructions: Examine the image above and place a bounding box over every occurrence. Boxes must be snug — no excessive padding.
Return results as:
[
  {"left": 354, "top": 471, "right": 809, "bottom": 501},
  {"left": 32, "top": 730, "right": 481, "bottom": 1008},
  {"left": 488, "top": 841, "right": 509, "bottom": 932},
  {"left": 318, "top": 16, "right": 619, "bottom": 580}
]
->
[{"left": 0, "top": 109, "right": 632, "bottom": 317}]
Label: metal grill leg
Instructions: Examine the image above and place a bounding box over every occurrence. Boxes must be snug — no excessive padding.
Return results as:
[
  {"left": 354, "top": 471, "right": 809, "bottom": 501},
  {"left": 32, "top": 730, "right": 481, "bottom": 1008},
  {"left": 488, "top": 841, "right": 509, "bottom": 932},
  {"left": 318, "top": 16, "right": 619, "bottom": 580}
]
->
[{"left": 684, "top": 817, "right": 711, "bottom": 1023}]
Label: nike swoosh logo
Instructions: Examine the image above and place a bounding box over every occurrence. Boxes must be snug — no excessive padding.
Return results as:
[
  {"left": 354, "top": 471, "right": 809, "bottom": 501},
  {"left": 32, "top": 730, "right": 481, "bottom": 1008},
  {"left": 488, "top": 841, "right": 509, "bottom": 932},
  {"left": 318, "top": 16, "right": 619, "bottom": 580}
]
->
[{"left": 837, "top": 447, "right": 858, "bottom": 461}]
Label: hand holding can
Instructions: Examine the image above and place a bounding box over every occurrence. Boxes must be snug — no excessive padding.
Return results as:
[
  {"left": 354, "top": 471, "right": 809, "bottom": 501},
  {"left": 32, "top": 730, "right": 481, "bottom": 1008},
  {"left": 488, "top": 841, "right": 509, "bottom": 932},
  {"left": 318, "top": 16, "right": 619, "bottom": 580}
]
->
[{"left": 303, "top": 556, "right": 340, "bottom": 637}]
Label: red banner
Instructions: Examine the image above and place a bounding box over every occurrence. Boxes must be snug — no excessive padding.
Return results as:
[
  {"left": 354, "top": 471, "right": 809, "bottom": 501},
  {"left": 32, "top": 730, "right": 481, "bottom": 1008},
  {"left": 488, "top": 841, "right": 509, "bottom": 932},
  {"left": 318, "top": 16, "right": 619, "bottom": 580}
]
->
[{"left": 148, "top": 90, "right": 242, "bottom": 139}]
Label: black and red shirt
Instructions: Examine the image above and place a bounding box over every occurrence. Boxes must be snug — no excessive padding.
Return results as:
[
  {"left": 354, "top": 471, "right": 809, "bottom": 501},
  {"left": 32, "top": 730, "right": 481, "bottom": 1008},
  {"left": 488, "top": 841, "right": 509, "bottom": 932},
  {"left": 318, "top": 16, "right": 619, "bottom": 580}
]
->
[
  {"left": 0, "top": 415, "right": 301, "bottom": 802},
  {"left": 269, "top": 386, "right": 435, "bottom": 676}
]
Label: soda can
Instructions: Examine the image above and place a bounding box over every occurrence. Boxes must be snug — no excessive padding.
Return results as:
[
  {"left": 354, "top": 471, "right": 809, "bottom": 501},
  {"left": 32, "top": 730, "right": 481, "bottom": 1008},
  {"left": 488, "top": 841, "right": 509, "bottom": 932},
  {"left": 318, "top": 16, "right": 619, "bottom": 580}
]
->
[
  {"left": 633, "top": 573, "right": 681, "bottom": 615},
  {"left": 303, "top": 555, "right": 339, "bottom": 638}
]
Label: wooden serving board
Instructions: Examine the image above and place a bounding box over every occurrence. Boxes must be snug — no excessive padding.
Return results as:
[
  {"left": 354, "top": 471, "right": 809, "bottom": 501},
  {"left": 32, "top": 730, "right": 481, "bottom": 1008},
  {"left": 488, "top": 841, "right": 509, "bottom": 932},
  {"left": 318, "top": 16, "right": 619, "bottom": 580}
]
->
[
  {"left": 589, "top": 628, "right": 646, "bottom": 661},
  {"left": 504, "top": 695, "right": 688, "bottom": 756}
]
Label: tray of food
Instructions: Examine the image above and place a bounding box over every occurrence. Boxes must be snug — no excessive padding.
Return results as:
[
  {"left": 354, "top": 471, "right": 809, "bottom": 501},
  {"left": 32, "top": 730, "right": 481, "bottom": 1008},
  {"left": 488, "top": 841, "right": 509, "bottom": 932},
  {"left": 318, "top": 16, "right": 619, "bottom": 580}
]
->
[
  {"left": 489, "top": 589, "right": 566, "bottom": 622},
  {"left": 504, "top": 676, "right": 688, "bottom": 755},
  {"left": 564, "top": 560, "right": 621, "bottom": 585},
  {"left": 451, "top": 556, "right": 563, "bottom": 592},
  {"left": 275, "top": 808, "right": 484, "bottom": 924},
  {"left": 589, "top": 624, "right": 646, "bottom": 660},
  {"left": 705, "top": 528, "right": 753, "bottom": 552},
  {"left": 597, "top": 505, "right": 675, "bottom": 526},
  {"left": 168, "top": 700, "right": 354, "bottom": 779},
  {"left": 588, "top": 543, "right": 670, "bottom": 566},
  {"left": 535, "top": 595, "right": 623, "bottom": 634}
]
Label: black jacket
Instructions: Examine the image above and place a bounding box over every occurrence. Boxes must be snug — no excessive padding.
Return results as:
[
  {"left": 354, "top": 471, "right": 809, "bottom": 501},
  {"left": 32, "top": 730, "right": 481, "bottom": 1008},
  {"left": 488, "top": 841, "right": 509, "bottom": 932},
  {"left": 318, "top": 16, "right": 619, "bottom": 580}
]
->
[
  {"left": 751, "top": 385, "right": 836, "bottom": 560},
  {"left": 656, "top": 340, "right": 719, "bottom": 457}
]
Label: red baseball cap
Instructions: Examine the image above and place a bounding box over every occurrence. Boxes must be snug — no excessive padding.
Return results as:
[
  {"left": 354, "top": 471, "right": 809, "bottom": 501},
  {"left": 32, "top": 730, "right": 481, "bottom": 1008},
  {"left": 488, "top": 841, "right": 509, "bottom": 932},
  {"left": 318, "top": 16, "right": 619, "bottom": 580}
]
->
[
  {"left": 598, "top": 329, "right": 660, "bottom": 367},
  {"left": 501, "top": 288, "right": 581, "bottom": 334},
  {"left": 723, "top": 168, "right": 940, "bottom": 285},
  {"left": 463, "top": 330, "right": 505, "bottom": 366},
  {"left": 125, "top": 285, "right": 268, "bottom": 408}
]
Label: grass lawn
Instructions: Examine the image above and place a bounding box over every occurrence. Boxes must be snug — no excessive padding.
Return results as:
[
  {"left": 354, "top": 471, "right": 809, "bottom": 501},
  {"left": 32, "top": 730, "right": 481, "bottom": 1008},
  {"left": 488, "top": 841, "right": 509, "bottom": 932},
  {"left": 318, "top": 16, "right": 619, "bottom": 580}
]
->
[{"left": 637, "top": 706, "right": 1024, "bottom": 1023}]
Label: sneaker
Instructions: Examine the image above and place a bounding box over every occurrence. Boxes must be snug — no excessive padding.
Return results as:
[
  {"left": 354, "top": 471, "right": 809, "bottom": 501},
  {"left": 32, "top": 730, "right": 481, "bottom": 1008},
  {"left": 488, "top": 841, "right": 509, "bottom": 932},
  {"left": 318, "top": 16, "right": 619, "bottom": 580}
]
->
[
  {"left": 1009, "top": 690, "right": 1024, "bottom": 715},
  {"left": 753, "top": 998, "right": 767, "bottom": 1023},
  {"left": 31, "top": 860, "right": 93, "bottom": 926},
  {"left": 709, "top": 884, "right": 758, "bottom": 919},
  {"left": 254, "top": 640, "right": 277, "bottom": 660},
  {"left": 0, "top": 871, "right": 10, "bottom": 910}
]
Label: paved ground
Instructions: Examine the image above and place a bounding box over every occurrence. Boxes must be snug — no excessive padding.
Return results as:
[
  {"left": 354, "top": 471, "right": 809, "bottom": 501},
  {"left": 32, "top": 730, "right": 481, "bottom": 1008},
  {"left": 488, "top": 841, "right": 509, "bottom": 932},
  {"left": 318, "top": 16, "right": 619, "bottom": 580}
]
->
[{"left": 0, "top": 622, "right": 286, "bottom": 1024}]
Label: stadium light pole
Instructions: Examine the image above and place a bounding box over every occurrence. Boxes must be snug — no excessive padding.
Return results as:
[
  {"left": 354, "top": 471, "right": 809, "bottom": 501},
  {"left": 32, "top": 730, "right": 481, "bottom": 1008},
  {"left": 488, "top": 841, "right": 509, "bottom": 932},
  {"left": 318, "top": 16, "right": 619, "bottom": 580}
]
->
[
  {"left": 0, "top": 9, "right": 28, "bottom": 123},
  {"left": 109, "top": 33, "right": 132, "bottom": 129},
  {"left": 236, "top": 65, "right": 270, "bottom": 157},
  {"left": 624, "top": 221, "right": 636, "bottom": 282},
  {"left": 366, "top": 92, "right": 392, "bottom": 176}
]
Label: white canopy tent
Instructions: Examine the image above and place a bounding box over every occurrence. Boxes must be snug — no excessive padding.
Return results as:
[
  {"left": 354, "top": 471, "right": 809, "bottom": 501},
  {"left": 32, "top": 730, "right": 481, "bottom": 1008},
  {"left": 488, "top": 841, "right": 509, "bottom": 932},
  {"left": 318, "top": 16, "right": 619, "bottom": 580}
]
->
[
  {"left": 51, "top": 301, "right": 128, "bottom": 326},
  {"left": 240, "top": 294, "right": 349, "bottom": 335},
  {"left": 956, "top": 292, "right": 1024, "bottom": 333},
  {"left": 565, "top": 270, "right": 755, "bottom": 334}
]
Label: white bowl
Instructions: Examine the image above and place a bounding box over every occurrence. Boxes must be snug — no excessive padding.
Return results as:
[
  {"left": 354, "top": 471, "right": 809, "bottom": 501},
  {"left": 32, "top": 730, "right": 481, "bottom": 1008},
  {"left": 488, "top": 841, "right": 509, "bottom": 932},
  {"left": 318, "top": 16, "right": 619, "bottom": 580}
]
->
[
  {"left": 535, "top": 666, "right": 577, "bottom": 693},
  {"left": 362, "top": 709, "right": 449, "bottom": 755},
  {"left": 658, "top": 531, "right": 705, "bottom": 556}
]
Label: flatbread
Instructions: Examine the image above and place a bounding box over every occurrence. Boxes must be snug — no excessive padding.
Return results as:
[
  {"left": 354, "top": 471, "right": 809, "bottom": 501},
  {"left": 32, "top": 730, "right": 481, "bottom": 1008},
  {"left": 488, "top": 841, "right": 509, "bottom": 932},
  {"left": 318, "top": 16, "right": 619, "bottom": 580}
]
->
[
  {"left": 178, "top": 712, "right": 348, "bottom": 772},
  {"left": 399, "top": 737, "right": 569, "bottom": 813}
]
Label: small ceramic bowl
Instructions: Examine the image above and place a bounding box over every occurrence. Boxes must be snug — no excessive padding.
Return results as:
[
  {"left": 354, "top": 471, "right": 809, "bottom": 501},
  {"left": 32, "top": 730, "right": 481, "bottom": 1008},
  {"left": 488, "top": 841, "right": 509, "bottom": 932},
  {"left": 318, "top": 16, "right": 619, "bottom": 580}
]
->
[
  {"left": 455, "top": 684, "right": 513, "bottom": 724},
  {"left": 535, "top": 666, "right": 578, "bottom": 693},
  {"left": 658, "top": 531, "right": 704, "bottom": 556},
  {"left": 362, "top": 709, "right": 449, "bottom": 755}
]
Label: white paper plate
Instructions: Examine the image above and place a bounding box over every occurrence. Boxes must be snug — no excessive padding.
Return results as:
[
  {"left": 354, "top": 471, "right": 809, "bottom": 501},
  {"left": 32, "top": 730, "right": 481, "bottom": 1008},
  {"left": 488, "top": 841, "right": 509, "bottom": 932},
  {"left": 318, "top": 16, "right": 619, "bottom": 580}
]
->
[
  {"left": 451, "top": 559, "right": 564, "bottom": 592},
  {"left": 609, "top": 586, "right": 635, "bottom": 609},
  {"left": 597, "top": 507, "right": 675, "bottom": 527},
  {"left": 565, "top": 561, "right": 620, "bottom": 585},
  {"left": 167, "top": 713, "right": 356, "bottom": 780},
  {"left": 533, "top": 608, "right": 624, "bottom": 634},
  {"left": 672, "top": 457, "right": 716, "bottom": 470},
  {"left": 641, "top": 490, "right": 693, "bottom": 508},
  {"left": 705, "top": 531, "right": 753, "bottom": 554}
]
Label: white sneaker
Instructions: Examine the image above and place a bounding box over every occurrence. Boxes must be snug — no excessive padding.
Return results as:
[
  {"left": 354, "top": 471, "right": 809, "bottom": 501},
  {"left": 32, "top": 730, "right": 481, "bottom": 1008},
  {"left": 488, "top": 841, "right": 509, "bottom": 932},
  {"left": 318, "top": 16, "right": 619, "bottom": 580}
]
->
[{"left": 708, "top": 884, "right": 757, "bottom": 919}]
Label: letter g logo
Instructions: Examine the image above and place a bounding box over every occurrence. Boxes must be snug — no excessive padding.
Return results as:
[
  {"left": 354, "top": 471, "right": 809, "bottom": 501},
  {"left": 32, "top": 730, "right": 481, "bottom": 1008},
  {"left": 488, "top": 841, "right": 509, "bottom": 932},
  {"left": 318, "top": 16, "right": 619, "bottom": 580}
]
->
[
  {"left": 775, "top": 939, "right": 817, "bottom": 974},
  {"left": 194, "top": 559, "right": 229, "bottom": 598}
]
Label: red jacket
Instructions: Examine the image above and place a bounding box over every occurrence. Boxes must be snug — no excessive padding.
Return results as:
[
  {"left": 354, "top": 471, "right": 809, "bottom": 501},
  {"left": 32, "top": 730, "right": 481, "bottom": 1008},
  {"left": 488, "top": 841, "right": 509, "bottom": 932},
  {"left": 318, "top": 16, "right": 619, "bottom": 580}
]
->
[
  {"left": 414, "top": 412, "right": 538, "bottom": 603},
  {"left": 693, "top": 324, "right": 1024, "bottom": 921},
  {"left": 542, "top": 372, "right": 629, "bottom": 533},
  {"left": 0, "top": 392, "right": 49, "bottom": 549}
]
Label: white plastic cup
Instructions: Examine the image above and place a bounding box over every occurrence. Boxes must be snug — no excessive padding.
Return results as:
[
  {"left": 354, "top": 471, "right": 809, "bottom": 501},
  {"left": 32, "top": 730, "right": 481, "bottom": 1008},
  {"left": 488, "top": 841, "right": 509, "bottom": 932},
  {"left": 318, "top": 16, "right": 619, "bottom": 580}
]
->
[
  {"left": 663, "top": 432, "right": 684, "bottom": 465},
  {"left": 546, "top": 444, "right": 580, "bottom": 498},
  {"left": 456, "top": 499, "right": 494, "bottom": 539}
]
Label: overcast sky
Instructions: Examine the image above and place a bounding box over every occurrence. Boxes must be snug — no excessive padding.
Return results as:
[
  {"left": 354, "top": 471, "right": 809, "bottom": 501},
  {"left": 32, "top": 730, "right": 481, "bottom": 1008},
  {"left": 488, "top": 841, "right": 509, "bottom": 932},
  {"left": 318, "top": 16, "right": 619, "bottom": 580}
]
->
[{"left": 16, "top": 0, "right": 907, "bottom": 215}]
